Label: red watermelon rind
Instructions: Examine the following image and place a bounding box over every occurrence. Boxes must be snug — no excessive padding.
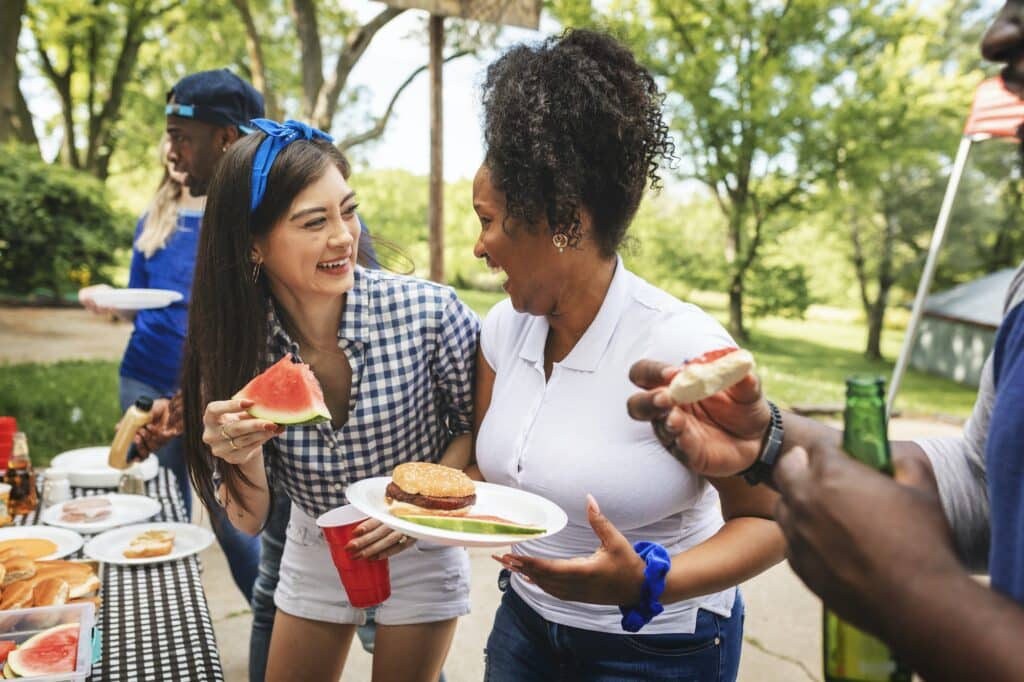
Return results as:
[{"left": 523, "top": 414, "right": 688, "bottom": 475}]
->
[
  {"left": 7, "top": 622, "right": 80, "bottom": 676},
  {"left": 233, "top": 354, "right": 332, "bottom": 425}
]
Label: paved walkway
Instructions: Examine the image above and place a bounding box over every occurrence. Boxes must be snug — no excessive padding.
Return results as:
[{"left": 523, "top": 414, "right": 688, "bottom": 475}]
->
[{"left": 3, "top": 307, "right": 965, "bottom": 680}]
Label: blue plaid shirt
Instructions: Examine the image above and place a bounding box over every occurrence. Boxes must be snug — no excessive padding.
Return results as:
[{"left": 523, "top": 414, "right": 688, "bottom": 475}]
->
[{"left": 262, "top": 266, "right": 479, "bottom": 519}]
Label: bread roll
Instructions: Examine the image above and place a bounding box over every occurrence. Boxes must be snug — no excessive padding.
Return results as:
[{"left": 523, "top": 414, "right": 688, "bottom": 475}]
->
[
  {"left": 123, "top": 530, "right": 174, "bottom": 559},
  {"left": 2, "top": 558, "right": 34, "bottom": 586},
  {"left": 31, "top": 578, "right": 69, "bottom": 607},
  {"left": 668, "top": 348, "right": 755, "bottom": 405},
  {"left": 0, "top": 581, "right": 32, "bottom": 610}
]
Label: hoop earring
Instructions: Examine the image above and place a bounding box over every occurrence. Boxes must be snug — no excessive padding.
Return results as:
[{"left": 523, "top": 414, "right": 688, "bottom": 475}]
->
[
  {"left": 552, "top": 232, "right": 569, "bottom": 253},
  {"left": 251, "top": 262, "right": 262, "bottom": 283}
]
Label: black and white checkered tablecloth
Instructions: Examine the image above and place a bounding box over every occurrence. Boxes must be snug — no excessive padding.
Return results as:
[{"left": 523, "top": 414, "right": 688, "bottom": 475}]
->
[{"left": 17, "top": 468, "right": 225, "bottom": 681}]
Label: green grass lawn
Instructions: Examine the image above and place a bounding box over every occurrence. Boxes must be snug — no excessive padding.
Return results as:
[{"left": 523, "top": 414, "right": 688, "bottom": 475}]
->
[{"left": 0, "top": 287, "right": 975, "bottom": 466}]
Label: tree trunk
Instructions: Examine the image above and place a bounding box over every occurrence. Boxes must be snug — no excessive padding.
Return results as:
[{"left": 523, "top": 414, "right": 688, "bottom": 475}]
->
[
  {"left": 728, "top": 277, "right": 747, "bottom": 343},
  {"left": 0, "top": 0, "right": 31, "bottom": 146},
  {"left": 231, "top": 0, "right": 279, "bottom": 119},
  {"left": 865, "top": 291, "right": 889, "bottom": 361},
  {"left": 428, "top": 15, "right": 444, "bottom": 283},
  {"left": 13, "top": 79, "right": 38, "bottom": 149},
  {"left": 725, "top": 206, "right": 748, "bottom": 341},
  {"left": 290, "top": 0, "right": 323, "bottom": 121}
]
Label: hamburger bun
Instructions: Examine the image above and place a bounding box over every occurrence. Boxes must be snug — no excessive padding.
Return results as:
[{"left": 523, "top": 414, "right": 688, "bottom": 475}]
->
[
  {"left": 668, "top": 348, "right": 755, "bottom": 405},
  {"left": 387, "top": 463, "right": 476, "bottom": 516}
]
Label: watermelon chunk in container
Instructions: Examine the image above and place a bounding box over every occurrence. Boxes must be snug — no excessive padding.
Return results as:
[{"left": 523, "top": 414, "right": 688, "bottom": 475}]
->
[
  {"left": 233, "top": 353, "right": 332, "bottom": 426},
  {"left": 0, "top": 602, "right": 95, "bottom": 680}
]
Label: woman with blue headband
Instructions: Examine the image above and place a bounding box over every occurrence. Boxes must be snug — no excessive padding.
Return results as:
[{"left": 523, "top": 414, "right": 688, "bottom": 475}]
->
[{"left": 179, "top": 120, "right": 478, "bottom": 681}]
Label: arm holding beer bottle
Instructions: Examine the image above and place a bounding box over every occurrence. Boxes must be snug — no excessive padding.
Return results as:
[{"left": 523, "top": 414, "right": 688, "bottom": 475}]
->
[{"left": 625, "top": 357, "right": 1024, "bottom": 682}]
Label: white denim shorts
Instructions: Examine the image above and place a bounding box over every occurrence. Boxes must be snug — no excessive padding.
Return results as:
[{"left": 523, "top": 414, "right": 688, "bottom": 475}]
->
[{"left": 274, "top": 503, "right": 471, "bottom": 626}]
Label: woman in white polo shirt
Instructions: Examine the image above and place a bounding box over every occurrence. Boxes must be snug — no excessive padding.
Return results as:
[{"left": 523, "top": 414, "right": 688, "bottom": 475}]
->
[{"left": 470, "top": 30, "right": 785, "bottom": 681}]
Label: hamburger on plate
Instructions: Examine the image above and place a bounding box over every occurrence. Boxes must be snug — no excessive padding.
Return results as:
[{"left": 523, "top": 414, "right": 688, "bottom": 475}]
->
[{"left": 386, "top": 462, "right": 476, "bottom": 517}]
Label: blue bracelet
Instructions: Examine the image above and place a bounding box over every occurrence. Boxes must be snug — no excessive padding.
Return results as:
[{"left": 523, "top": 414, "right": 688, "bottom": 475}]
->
[{"left": 619, "top": 541, "right": 671, "bottom": 633}]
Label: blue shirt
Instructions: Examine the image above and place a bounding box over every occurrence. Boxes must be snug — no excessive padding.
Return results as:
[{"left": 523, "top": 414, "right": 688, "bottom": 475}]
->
[
  {"left": 120, "top": 211, "right": 382, "bottom": 396},
  {"left": 120, "top": 210, "right": 202, "bottom": 394},
  {"left": 987, "top": 296, "right": 1024, "bottom": 602},
  {"left": 261, "top": 266, "right": 479, "bottom": 519}
]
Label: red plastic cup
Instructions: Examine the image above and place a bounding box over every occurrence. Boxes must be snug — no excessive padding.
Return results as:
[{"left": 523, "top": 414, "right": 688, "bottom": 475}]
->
[
  {"left": 0, "top": 418, "right": 16, "bottom": 471},
  {"left": 316, "top": 505, "right": 391, "bottom": 608}
]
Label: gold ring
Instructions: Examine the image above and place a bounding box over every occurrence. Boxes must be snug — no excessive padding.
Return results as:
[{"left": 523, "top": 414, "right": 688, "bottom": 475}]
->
[
  {"left": 397, "top": 535, "right": 406, "bottom": 545},
  {"left": 221, "top": 426, "right": 239, "bottom": 450}
]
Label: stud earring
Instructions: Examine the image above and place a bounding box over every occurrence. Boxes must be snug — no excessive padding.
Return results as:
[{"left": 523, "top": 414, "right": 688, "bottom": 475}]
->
[
  {"left": 222, "top": 145, "right": 228, "bottom": 153},
  {"left": 552, "top": 232, "right": 569, "bottom": 253}
]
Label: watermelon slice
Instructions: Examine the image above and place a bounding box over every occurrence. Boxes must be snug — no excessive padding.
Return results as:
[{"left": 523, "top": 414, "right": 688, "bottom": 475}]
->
[
  {"left": 7, "top": 622, "right": 79, "bottom": 676},
  {"left": 0, "top": 641, "right": 15, "bottom": 665},
  {"left": 233, "top": 354, "right": 332, "bottom": 425},
  {"left": 397, "top": 513, "right": 545, "bottom": 535}
]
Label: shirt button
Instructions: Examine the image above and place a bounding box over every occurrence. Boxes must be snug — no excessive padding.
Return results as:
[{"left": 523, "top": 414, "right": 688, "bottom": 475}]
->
[{"left": 333, "top": 483, "right": 343, "bottom": 492}]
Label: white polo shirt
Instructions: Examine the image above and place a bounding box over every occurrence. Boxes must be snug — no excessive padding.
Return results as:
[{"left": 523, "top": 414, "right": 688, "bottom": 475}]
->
[{"left": 477, "top": 258, "right": 737, "bottom": 634}]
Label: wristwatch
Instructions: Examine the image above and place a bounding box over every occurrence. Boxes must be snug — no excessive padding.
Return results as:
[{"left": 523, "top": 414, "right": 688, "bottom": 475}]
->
[{"left": 740, "top": 401, "right": 784, "bottom": 486}]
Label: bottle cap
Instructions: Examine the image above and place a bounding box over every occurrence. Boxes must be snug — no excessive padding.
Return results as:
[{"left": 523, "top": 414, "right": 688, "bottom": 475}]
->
[{"left": 134, "top": 396, "right": 154, "bottom": 411}]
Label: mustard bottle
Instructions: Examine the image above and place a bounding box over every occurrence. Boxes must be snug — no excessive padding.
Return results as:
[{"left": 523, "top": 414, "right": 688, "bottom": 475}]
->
[{"left": 109, "top": 397, "right": 154, "bottom": 470}]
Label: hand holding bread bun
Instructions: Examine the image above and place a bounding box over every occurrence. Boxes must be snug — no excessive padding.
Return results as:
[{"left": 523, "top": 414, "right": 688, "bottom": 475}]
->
[
  {"left": 386, "top": 462, "right": 476, "bottom": 517},
  {"left": 668, "top": 347, "right": 756, "bottom": 405}
]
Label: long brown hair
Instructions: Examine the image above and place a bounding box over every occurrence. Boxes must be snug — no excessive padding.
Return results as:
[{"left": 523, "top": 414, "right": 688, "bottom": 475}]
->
[{"left": 181, "top": 133, "right": 354, "bottom": 519}]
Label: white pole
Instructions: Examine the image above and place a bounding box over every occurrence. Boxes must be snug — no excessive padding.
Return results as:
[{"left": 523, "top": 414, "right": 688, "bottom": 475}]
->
[{"left": 887, "top": 136, "right": 974, "bottom": 416}]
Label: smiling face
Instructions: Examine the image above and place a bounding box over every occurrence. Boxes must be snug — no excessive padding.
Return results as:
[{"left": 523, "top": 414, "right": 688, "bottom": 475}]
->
[
  {"left": 252, "top": 163, "right": 361, "bottom": 304},
  {"left": 472, "top": 164, "right": 566, "bottom": 316}
]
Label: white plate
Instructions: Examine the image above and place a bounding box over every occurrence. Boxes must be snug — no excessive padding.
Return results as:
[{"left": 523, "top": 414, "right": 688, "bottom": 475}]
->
[
  {"left": 40, "top": 494, "right": 162, "bottom": 534},
  {"left": 345, "top": 478, "right": 568, "bottom": 549},
  {"left": 89, "top": 288, "right": 183, "bottom": 310},
  {"left": 83, "top": 522, "right": 214, "bottom": 566},
  {"left": 49, "top": 447, "right": 159, "bottom": 489},
  {"left": 0, "top": 526, "right": 84, "bottom": 560}
]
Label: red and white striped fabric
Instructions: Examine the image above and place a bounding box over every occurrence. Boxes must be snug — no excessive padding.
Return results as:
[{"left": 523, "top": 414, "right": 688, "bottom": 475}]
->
[{"left": 963, "top": 77, "right": 1024, "bottom": 140}]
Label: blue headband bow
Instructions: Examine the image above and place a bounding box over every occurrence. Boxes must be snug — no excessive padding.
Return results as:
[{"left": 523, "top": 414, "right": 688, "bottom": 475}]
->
[{"left": 249, "top": 118, "right": 334, "bottom": 212}]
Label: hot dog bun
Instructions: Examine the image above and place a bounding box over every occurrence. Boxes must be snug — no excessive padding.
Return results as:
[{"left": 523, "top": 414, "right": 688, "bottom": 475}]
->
[{"left": 668, "top": 348, "right": 755, "bottom": 405}]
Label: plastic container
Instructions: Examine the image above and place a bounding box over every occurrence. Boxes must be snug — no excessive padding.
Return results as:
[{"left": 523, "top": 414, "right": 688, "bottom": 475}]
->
[
  {"left": 0, "top": 601, "right": 95, "bottom": 681},
  {"left": 41, "top": 471, "right": 72, "bottom": 508}
]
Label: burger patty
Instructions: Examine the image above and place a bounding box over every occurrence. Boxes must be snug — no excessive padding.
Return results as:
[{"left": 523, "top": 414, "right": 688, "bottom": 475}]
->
[{"left": 386, "top": 482, "right": 476, "bottom": 510}]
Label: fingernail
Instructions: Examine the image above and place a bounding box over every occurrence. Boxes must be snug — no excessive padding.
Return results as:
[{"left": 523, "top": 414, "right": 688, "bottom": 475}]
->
[
  {"left": 264, "top": 423, "right": 278, "bottom": 432},
  {"left": 587, "top": 494, "right": 601, "bottom": 515},
  {"left": 653, "top": 391, "right": 671, "bottom": 408}
]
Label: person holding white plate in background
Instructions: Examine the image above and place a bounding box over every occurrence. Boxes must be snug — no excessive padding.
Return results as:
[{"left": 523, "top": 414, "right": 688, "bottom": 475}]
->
[{"left": 470, "top": 30, "right": 785, "bottom": 681}]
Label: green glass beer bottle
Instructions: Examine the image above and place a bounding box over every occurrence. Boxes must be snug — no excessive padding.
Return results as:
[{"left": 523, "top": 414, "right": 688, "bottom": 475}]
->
[{"left": 822, "top": 375, "right": 913, "bottom": 682}]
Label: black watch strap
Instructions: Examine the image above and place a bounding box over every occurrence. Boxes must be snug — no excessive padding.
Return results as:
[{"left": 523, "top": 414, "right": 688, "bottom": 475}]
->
[{"left": 740, "top": 401, "right": 784, "bottom": 486}]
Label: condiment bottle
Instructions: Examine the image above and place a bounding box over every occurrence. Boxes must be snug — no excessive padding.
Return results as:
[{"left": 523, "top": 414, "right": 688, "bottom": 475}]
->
[
  {"left": 4, "top": 432, "right": 37, "bottom": 516},
  {"left": 109, "top": 397, "right": 154, "bottom": 470}
]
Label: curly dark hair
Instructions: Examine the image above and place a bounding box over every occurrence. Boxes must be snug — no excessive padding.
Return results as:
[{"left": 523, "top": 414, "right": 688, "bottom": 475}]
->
[{"left": 481, "top": 28, "right": 675, "bottom": 258}]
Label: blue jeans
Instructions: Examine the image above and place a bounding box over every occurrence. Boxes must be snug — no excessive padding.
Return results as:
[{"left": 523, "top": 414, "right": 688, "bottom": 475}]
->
[
  {"left": 484, "top": 587, "right": 744, "bottom": 682},
  {"left": 249, "top": 486, "right": 290, "bottom": 682},
  {"left": 119, "top": 377, "right": 261, "bottom": 602}
]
